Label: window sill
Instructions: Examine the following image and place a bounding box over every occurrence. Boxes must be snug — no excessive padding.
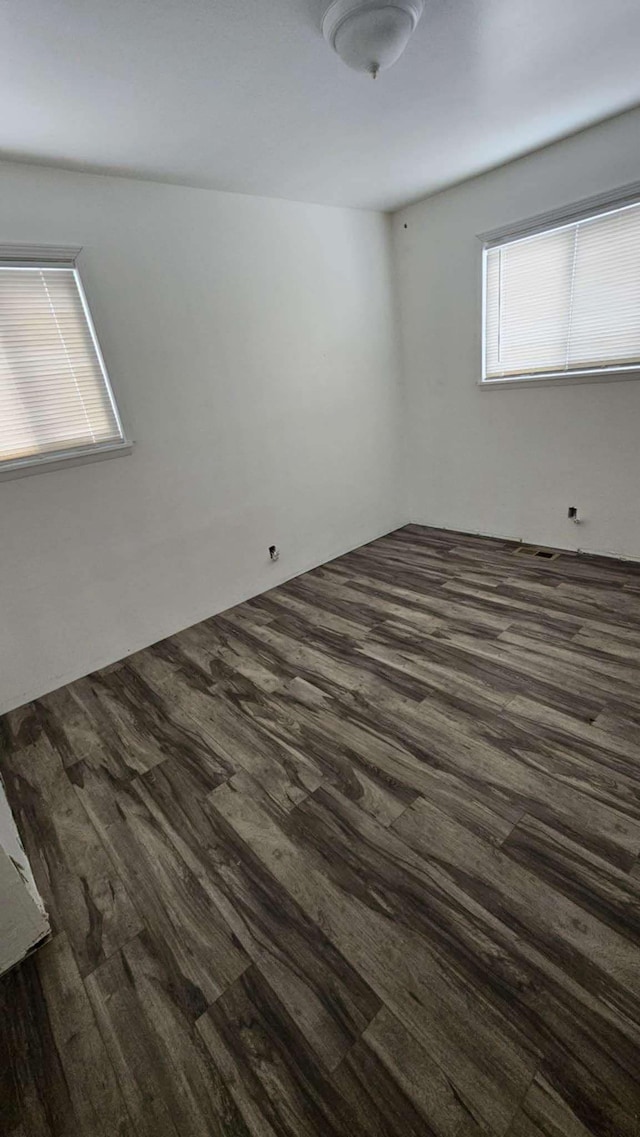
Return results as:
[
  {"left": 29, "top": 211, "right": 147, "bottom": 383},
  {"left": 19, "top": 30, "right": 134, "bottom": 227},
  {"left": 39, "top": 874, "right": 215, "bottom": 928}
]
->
[
  {"left": 0, "top": 440, "right": 134, "bottom": 482},
  {"left": 478, "top": 369, "right": 640, "bottom": 391}
]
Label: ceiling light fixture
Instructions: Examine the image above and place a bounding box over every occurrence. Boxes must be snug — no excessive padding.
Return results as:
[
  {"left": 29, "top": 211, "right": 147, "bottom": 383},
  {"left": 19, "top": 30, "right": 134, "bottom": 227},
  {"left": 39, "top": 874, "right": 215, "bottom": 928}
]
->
[{"left": 322, "top": 0, "right": 424, "bottom": 79}]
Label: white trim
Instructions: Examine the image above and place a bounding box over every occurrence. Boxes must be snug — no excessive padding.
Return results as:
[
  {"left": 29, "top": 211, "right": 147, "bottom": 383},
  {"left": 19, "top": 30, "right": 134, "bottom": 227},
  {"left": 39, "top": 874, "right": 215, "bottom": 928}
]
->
[
  {"left": 479, "top": 183, "right": 640, "bottom": 388},
  {"left": 0, "top": 243, "right": 81, "bottom": 266},
  {"left": 0, "top": 440, "right": 134, "bottom": 482},
  {"left": 480, "top": 245, "right": 488, "bottom": 384},
  {"left": 0, "top": 518, "right": 402, "bottom": 715},
  {"left": 478, "top": 368, "right": 640, "bottom": 390},
  {"left": 478, "top": 179, "right": 640, "bottom": 247},
  {"left": 406, "top": 520, "right": 640, "bottom": 564},
  {"left": 0, "top": 249, "right": 131, "bottom": 468},
  {"left": 73, "top": 267, "right": 127, "bottom": 441}
]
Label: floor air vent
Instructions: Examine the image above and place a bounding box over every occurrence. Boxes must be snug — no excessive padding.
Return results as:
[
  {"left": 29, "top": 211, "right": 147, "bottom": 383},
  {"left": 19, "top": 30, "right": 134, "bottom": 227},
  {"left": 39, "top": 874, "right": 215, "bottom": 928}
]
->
[{"left": 514, "top": 545, "right": 561, "bottom": 560}]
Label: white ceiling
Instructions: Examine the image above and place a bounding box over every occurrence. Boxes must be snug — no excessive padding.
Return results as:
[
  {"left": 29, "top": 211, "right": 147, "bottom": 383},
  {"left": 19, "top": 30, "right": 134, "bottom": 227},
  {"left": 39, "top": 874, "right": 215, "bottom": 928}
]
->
[{"left": 2, "top": 0, "right": 640, "bottom": 211}]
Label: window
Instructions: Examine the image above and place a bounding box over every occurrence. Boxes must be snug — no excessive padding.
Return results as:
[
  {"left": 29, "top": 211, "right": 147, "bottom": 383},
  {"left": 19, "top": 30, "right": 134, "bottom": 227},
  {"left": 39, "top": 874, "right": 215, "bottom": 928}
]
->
[
  {"left": 482, "top": 193, "right": 640, "bottom": 385},
  {"left": 0, "top": 244, "right": 129, "bottom": 477}
]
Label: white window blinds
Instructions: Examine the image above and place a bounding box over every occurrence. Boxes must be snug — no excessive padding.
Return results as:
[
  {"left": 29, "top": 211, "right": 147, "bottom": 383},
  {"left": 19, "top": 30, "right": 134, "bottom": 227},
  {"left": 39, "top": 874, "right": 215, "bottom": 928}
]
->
[
  {"left": 484, "top": 199, "right": 640, "bottom": 382},
  {"left": 0, "top": 247, "right": 125, "bottom": 471}
]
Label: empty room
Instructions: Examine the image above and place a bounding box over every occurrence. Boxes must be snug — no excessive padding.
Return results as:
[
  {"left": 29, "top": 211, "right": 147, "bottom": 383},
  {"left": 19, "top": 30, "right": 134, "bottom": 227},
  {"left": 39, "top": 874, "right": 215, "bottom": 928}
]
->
[{"left": 1, "top": 1, "right": 640, "bottom": 1134}]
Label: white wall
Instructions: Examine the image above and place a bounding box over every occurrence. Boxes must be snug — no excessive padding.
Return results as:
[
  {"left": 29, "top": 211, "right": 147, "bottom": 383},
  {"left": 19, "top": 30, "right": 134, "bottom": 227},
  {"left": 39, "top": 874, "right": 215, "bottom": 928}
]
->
[
  {"left": 0, "top": 846, "right": 49, "bottom": 977},
  {"left": 0, "top": 782, "right": 49, "bottom": 975},
  {"left": 0, "top": 162, "right": 402, "bottom": 713},
  {"left": 0, "top": 789, "right": 46, "bottom": 915},
  {"left": 393, "top": 106, "right": 640, "bottom": 560}
]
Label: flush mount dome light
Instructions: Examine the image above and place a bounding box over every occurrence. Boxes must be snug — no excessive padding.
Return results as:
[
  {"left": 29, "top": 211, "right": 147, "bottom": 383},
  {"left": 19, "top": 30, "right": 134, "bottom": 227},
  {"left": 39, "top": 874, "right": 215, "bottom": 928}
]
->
[{"left": 322, "top": 0, "right": 424, "bottom": 78}]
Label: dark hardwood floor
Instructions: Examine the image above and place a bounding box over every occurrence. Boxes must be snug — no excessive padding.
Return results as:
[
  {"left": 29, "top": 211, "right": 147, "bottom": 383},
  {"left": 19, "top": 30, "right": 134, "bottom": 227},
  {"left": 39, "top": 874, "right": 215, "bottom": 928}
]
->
[{"left": 1, "top": 524, "right": 640, "bottom": 1136}]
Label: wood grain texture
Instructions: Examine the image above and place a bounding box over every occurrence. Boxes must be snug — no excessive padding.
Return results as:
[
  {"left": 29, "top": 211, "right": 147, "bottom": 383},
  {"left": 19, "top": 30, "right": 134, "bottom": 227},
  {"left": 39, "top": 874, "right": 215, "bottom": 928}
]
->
[
  {"left": 2, "top": 523, "right": 640, "bottom": 1135},
  {"left": 197, "top": 964, "right": 431, "bottom": 1137},
  {"left": 0, "top": 933, "right": 132, "bottom": 1136},
  {"left": 0, "top": 731, "right": 142, "bottom": 977},
  {"left": 86, "top": 929, "right": 252, "bottom": 1137},
  {"left": 506, "top": 1076, "right": 596, "bottom": 1137}
]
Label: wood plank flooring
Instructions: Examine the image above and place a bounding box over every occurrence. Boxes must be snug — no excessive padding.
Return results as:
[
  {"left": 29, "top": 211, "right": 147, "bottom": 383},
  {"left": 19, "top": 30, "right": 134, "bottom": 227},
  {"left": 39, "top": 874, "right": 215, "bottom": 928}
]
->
[{"left": 1, "top": 524, "right": 640, "bottom": 1136}]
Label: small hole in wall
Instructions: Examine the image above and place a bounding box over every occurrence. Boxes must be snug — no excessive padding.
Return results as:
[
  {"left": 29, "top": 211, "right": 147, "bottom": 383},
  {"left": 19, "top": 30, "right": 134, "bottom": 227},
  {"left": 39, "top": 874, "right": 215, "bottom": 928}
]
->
[{"left": 403, "top": 223, "right": 408, "bottom": 229}]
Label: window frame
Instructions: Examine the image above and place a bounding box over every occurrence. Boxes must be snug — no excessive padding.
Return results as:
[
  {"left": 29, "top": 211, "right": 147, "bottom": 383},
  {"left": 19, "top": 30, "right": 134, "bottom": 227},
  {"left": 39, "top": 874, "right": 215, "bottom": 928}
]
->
[
  {"left": 0, "top": 244, "right": 132, "bottom": 481},
  {"left": 478, "top": 181, "right": 640, "bottom": 390}
]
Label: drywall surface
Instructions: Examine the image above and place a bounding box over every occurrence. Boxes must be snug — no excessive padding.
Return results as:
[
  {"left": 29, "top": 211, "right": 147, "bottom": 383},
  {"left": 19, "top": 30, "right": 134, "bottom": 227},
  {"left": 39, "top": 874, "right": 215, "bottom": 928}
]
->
[
  {"left": 393, "top": 105, "right": 640, "bottom": 559},
  {"left": 0, "top": 162, "right": 402, "bottom": 713},
  {"left": 0, "top": 777, "right": 49, "bottom": 974},
  {"left": 0, "top": 785, "right": 46, "bottom": 915},
  {"left": 0, "top": 844, "right": 49, "bottom": 977}
]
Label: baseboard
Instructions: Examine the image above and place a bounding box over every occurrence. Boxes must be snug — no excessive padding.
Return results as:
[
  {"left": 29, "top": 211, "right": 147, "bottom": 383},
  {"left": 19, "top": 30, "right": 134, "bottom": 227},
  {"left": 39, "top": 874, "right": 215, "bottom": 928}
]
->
[
  {"left": 407, "top": 519, "right": 640, "bottom": 566},
  {"left": 0, "top": 516, "right": 406, "bottom": 716}
]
